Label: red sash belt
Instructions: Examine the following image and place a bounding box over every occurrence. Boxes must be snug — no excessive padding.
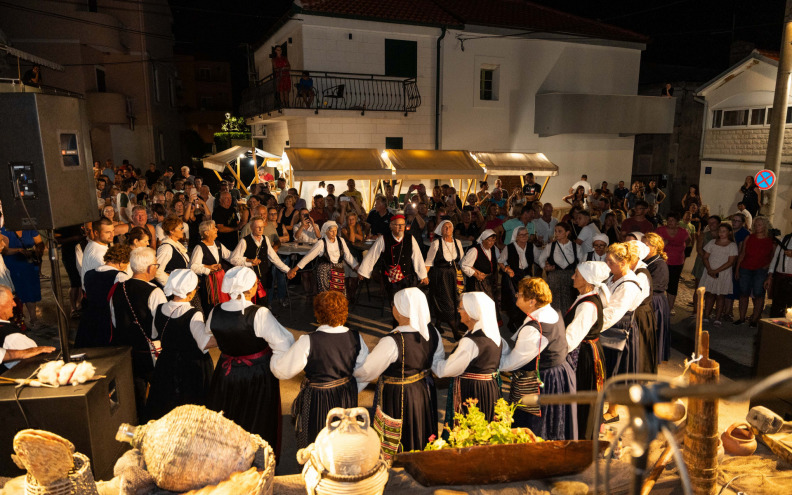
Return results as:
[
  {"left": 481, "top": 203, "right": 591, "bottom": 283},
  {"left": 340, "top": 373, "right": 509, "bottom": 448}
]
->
[{"left": 220, "top": 347, "right": 272, "bottom": 376}]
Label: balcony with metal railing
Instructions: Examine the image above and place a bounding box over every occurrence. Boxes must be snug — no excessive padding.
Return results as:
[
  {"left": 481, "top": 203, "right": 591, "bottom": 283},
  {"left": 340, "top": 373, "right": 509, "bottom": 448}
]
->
[{"left": 240, "top": 70, "right": 421, "bottom": 118}]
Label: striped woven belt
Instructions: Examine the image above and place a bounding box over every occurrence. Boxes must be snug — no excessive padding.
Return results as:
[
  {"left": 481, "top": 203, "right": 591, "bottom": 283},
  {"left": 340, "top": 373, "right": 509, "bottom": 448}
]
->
[
  {"left": 382, "top": 369, "right": 429, "bottom": 385},
  {"left": 460, "top": 372, "right": 497, "bottom": 381},
  {"left": 308, "top": 376, "right": 351, "bottom": 389}
]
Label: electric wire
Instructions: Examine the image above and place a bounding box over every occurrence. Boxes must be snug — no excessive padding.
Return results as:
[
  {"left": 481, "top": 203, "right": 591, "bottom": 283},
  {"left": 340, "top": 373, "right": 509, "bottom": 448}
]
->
[{"left": 660, "top": 424, "right": 692, "bottom": 495}]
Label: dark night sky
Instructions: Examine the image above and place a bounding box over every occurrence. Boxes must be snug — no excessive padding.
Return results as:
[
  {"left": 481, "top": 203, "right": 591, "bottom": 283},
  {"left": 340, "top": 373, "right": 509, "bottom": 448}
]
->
[{"left": 168, "top": 0, "right": 788, "bottom": 99}]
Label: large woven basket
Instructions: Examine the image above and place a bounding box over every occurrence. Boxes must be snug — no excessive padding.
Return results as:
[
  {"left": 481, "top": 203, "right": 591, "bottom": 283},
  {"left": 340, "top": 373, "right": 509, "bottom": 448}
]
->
[
  {"left": 24, "top": 452, "right": 99, "bottom": 495},
  {"left": 249, "top": 434, "right": 276, "bottom": 495}
]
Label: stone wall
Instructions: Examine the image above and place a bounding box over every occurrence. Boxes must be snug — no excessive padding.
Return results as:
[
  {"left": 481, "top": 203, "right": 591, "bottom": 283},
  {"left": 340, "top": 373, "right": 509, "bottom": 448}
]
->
[{"left": 703, "top": 128, "right": 792, "bottom": 160}]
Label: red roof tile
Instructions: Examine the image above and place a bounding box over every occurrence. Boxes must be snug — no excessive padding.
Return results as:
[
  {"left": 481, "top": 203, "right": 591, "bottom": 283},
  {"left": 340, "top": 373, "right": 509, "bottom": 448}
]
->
[
  {"left": 434, "top": 0, "right": 647, "bottom": 43},
  {"left": 300, "top": 0, "right": 460, "bottom": 27},
  {"left": 300, "top": 0, "right": 647, "bottom": 44}
]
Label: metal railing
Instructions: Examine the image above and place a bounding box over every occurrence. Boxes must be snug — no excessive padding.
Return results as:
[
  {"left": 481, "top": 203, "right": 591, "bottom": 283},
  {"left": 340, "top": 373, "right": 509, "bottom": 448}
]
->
[
  {"left": 0, "top": 78, "right": 84, "bottom": 98},
  {"left": 240, "top": 70, "right": 421, "bottom": 117}
]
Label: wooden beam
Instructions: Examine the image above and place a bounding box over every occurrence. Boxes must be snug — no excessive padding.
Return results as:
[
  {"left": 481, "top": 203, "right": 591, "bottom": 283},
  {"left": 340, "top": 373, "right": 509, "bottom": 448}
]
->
[
  {"left": 225, "top": 164, "right": 249, "bottom": 196},
  {"left": 464, "top": 178, "right": 474, "bottom": 201},
  {"left": 537, "top": 176, "right": 551, "bottom": 201}
]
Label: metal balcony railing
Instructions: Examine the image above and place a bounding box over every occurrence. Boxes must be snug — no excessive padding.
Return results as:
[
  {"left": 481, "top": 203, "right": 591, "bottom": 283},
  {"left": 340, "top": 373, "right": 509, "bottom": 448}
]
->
[{"left": 240, "top": 70, "right": 421, "bottom": 118}]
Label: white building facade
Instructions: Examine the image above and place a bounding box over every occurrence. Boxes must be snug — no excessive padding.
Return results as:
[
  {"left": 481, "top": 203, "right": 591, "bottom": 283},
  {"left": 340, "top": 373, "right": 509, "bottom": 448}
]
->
[
  {"left": 696, "top": 51, "right": 792, "bottom": 233},
  {"left": 242, "top": 1, "right": 674, "bottom": 207}
]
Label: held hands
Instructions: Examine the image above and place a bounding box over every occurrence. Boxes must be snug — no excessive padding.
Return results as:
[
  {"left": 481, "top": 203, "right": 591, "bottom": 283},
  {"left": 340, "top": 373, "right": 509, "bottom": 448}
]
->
[
  {"left": 474, "top": 270, "right": 487, "bottom": 281},
  {"left": 210, "top": 264, "right": 221, "bottom": 272},
  {"left": 287, "top": 267, "right": 298, "bottom": 279},
  {"left": 420, "top": 277, "right": 429, "bottom": 285},
  {"left": 250, "top": 259, "right": 262, "bottom": 266}
]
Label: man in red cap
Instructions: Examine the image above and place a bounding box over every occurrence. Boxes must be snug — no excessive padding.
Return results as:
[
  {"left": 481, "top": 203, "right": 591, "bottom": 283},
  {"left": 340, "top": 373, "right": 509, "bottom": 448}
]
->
[{"left": 357, "top": 214, "right": 428, "bottom": 304}]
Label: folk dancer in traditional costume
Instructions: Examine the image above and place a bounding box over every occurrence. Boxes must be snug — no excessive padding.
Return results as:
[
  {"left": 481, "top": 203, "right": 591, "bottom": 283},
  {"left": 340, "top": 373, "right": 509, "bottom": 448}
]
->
[
  {"left": 642, "top": 233, "right": 671, "bottom": 363},
  {"left": 461, "top": 229, "right": 500, "bottom": 303},
  {"left": 146, "top": 269, "right": 216, "bottom": 420},
  {"left": 205, "top": 266, "right": 294, "bottom": 460},
  {"left": 230, "top": 216, "right": 291, "bottom": 305},
  {"left": 499, "top": 226, "right": 534, "bottom": 333},
  {"left": 271, "top": 291, "right": 368, "bottom": 448},
  {"left": 189, "top": 220, "right": 233, "bottom": 313},
  {"left": 538, "top": 222, "right": 581, "bottom": 313},
  {"left": 75, "top": 244, "right": 131, "bottom": 348},
  {"left": 425, "top": 220, "right": 466, "bottom": 340},
  {"left": 627, "top": 240, "right": 658, "bottom": 374},
  {"left": 434, "top": 292, "right": 504, "bottom": 422},
  {"left": 501, "top": 277, "right": 577, "bottom": 440},
  {"left": 354, "top": 288, "right": 443, "bottom": 454},
  {"left": 109, "top": 247, "right": 167, "bottom": 420},
  {"left": 587, "top": 233, "right": 609, "bottom": 261},
  {"left": 565, "top": 261, "right": 610, "bottom": 439},
  {"left": 600, "top": 242, "right": 645, "bottom": 424},
  {"left": 357, "top": 215, "right": 429, "bottom": 306},
  {"left": 154, "top": 216, "right": 190, "bottom": 287},
  {"left": 288, "top": 221, "right": 358, "bottom": 296}
]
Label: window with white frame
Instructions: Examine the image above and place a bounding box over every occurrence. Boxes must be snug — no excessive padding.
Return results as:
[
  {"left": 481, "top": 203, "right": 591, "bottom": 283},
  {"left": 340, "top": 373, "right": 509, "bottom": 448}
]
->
[
  {"left": 712, "top": 105, "right": 792, "bottom": 128},
  {"left": 479, "top": 64, "right": 500, "bottom": 101}
]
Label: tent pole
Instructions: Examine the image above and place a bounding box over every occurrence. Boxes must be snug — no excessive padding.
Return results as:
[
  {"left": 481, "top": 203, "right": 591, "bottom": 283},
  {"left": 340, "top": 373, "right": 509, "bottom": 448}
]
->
[
  {"left": 537, "top": 176, "right": 550, "bottom": 201},
  {"left": 225, "top": 164, "right": 249, "bottom": 196},
  {"left": 236, "top": 157, "right": 242, "bottom": 191},
  {"left": 396, "top": 179, "right": 404, "bottom": 205},
  {"left": 464, "top": 178, "right": 474, "bottom": 200},
  {"left": 213, "top": 170, "right": 223, "bottom": 182},
  {"left": 298, "top": 181, "right": 303, "bottom": 196},
  {"left": 520, "top": 176, "right": 525, "bottom": 187}
]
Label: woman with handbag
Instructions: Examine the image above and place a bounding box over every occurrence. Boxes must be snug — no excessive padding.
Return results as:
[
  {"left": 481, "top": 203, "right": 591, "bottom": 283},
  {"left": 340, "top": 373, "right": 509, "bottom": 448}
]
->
[
  {"left": 501, "top": 277, "right": 577, "bottom": 441},
  {"left": 425, "top": 220, "right": 466, "bottom": 340},
  {"left": 461, "top": 229, "right": 500, "bottom": 303},
  {"left": 205, "top": 266, "right": 295, "bottom": 460},
  {"left": 600, "top": 242, "right": 645, "bottom": 424},
  {"left": 434, "top": 292, "right": 504, "bottom": 422},
  {"left": 271, "top": 290, "right": 368, "bottom": 448},
  {"left": 354, "top": 287, "right": 444, "bottom": 457},
  {"left": 287, "top": 221, "right": 358, "bottom": 296},
  {"left": 564, "top": 261, "right": 610, "bottom": 439},
  {"left": 146, "top": 269, "right": 215, "bottom": 420}
]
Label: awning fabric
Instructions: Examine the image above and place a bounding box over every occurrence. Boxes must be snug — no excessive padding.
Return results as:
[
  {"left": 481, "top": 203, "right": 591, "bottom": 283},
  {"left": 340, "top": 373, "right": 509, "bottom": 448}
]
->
[
  {"left": 202, "top": 146, "right": 250, "bottom": 172},
  {"left": 256, "top": 149, "right": 280, "bottom": 160},
  {"left": 0, "top": 44, "right": 64, "bottom": 71},
  {"left": 472, "top": 152, "right": 559, "bottom": 177},
  {"left": 285, "top": 148, "right": 392, "bottom": 181},
  {"left": 387, "top": 149, "right": 484, "bottom": 180}
]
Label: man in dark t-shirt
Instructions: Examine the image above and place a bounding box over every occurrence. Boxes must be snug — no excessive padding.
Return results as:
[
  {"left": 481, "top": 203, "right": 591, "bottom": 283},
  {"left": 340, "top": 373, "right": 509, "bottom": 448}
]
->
[
  {"left": 366, "top": 197, "right": 392, "bottom": 236},
  {"left": 212, "top": 191, "right": 240, "bottom": 250},
  {"left": 144, "top": 163, "right": 162, "bottom": 187},
  {"left": 620, "top": 200, "right": 654, "bottom": 235},
  {"left": 522, "top": 173, "right": 542, "bottom": 202}
]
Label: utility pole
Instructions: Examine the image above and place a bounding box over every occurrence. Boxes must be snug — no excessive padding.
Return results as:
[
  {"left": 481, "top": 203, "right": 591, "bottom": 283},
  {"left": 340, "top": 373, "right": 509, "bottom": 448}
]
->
[{"left": 764, "top": 0, "right": 792, "bottom": 226}]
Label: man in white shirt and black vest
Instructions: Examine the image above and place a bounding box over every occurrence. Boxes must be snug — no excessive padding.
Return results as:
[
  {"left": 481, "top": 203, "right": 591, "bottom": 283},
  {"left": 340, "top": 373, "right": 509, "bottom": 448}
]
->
[
  {"left": 357, "top": 214, "right": 428, "bottom": 305},
  {"left": 230, "top": 216, "right": 290, "bottom": 305}
]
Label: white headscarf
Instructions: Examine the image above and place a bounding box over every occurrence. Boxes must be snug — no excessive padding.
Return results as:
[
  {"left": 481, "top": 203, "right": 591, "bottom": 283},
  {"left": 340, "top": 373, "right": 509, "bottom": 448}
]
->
[
  {"left": 575, "top": 261, "right": 611, "bottom": 304},
  {"left": 628, "top": 231, "right": 645, "bottom": 242},
  {"left": 320, "top": 220, "right": 338, "bottom": 239},
  {"left": 476, "top": 229, "right": 496, "bottom": 245},
  {"left": 592, "top": 233, "right": 610, "bottom": 246},
  {"left": 510, "top": 226, "right": 529, "bottom": 245},
  {"left": 222, "top": 266, "right": 258, "bottom": 299},
  {"left": 434, "top": 219, "right": 453, "bottom": 236},
  {"left": 461, "top": 292, "right": 500, "bottom": 345},
  {"left": 393, "top": 287, "right": 431, "bottom": 340},
  {"left": 628, "top": 239, "right": 650, "bottom": 260},
  {"left": 163, "top": 268, "right": 198, "bottom": 298}
]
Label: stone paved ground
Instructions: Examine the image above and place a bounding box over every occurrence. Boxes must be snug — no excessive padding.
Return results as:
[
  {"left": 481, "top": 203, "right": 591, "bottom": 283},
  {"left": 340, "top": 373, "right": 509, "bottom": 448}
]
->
[{"left": 18, "top": 251, "right": 761, "bottom": 479}]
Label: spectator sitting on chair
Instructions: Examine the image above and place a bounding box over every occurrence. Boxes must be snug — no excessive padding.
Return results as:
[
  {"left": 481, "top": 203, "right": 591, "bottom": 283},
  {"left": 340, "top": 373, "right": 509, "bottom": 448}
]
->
[{"left": 296, "top": 72, "right": 314, "bottom": 108}]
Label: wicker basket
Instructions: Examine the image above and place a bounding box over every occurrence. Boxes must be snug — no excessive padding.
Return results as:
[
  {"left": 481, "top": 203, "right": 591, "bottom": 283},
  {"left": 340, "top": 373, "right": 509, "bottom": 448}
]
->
[
  {"left": 249, "top": 434, "right": 276, "bottom": 495},
  {"left": 24, "top": 453, "right": 99, "bottom": 495}
]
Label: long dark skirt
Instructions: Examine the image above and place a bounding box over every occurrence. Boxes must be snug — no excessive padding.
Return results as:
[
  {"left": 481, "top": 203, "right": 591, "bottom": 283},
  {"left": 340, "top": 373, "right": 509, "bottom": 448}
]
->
[
  {"left": 501, "top": 273, "right": 527, "bottom": 330},
  {"left": 653, "top": 293, "right": 671, "bottom": 363},
  {"left": 572, "top": 340, "right": 605, "bottom": 440},
  {"left": 429, "top": 264, "right": 461, "bottom": 336},
  {"left": 602, "top": 313, "right": 640, "bottom": 378},
  {"left": 465, "top": 273, "right": 496, "bottom": 304},
  {"left": 74, "top": 300, "right": 112, "bottom": 348},
  {"left": 636, "top": 304, "right": 658, "bottom": 374},
  {"left": 513, "top": 361, "right": 578, "bottom": 441},
  {"left": 444, "top": 375, "right": 501, "bottom": 426},
  {"left": 206, "top": 353, "right": 282, "bottom": 459},
  {"left": 380, "top": 377, "right": 438, "bottom": 453},
  {"left": 146, "top": 351, "right": 213, "bottom": 420},
  {"left": 546, "top": 268, "right": 575, "bottom": 313},
  {"left": 293, "top": 379, "right": 358, "bottom": 449}
]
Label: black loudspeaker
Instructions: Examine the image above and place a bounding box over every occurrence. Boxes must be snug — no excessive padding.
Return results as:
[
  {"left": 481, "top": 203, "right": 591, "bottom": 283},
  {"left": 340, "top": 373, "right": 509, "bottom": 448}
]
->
[
  {"left": 0, "top": 347, "right": 137, "bottom": 480},
  {"left": 0, "top": 93, "right": 97, "bottom": 230}
]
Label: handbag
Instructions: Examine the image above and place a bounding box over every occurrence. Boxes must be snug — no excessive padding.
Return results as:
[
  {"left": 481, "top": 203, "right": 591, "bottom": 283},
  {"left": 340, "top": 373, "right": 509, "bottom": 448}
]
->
[
  {"left": 373, "top": 332, "right": 405, "bottom": 462},
  {"left": 508, "top": 319, "right": 544, "bottom": 416}
]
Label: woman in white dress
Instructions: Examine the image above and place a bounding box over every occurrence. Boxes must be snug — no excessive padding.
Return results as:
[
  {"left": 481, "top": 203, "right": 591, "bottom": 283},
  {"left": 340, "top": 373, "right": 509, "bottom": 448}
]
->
[{"left": 700, "top": 223, "right": 738, "bottom": 324}]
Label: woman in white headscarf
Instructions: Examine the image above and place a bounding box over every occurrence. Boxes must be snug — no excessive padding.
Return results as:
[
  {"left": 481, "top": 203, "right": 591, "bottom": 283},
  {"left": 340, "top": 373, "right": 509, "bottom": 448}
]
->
[
  {"left": 498, "top": 226, "right": 534, "bottom": 333},
  {"left": 434, "top": 292, "right": 504, "bottom": 422},
  {"left": 205, "top": 266, "right": 295, "bottom": 460},
  {"left": 354, "top": 287, "right": 444, "bottom": 455},
  {"left": 425, "top": 219, "right": 466, "bottom": 339},
  {"left": 146, "top": 269, "right": 215, "bottom": 420},
  {"left": 587, "top": 233, "right": 609, "bottom": 262},
  {"left": 564, "top": 261, "right": 610, "bottom": 439},
  {"left": 461, "top": 229, "right": 500, "bottom": 302},
  {"left": 288, "top": 220, "right": 358, "bottom": 296}
]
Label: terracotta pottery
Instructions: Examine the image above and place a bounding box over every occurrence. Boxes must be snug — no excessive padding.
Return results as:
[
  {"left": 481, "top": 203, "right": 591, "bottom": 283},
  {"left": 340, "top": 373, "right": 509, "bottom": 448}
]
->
[{"left": 720, "top": 422, "right": 757, "bottom": 456}]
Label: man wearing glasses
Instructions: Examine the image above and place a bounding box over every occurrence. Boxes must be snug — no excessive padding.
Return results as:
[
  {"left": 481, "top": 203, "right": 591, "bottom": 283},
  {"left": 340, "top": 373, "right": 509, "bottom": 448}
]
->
[{"left": 109, "top": 247, "right": 167, "bottom": 420}]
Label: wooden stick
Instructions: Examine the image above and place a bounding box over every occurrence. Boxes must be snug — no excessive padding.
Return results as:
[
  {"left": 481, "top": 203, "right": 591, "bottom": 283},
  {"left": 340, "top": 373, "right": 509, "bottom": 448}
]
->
[
  {"left": 641, "top": 443, "right": 676, "bottom": 495},
  {"left": 694, "top": 287, "right": 705, "bottom": 357}
]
